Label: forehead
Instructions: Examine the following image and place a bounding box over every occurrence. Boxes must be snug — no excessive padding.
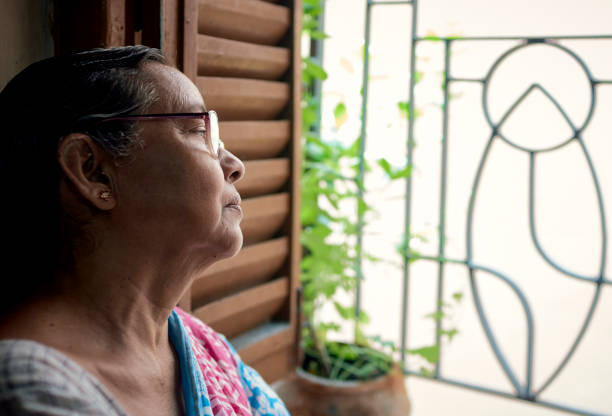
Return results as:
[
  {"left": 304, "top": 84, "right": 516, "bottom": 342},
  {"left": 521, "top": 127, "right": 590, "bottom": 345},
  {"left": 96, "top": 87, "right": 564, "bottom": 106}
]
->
[{"left": 143, "top": 62, "right": 205, "bottom": 113}]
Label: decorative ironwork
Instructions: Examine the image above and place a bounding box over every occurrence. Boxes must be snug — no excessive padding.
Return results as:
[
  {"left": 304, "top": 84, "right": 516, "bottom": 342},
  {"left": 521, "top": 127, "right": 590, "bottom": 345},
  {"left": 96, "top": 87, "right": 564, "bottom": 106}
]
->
[{"left": 353, "top": 0, "right": 612, "bottom": 414}]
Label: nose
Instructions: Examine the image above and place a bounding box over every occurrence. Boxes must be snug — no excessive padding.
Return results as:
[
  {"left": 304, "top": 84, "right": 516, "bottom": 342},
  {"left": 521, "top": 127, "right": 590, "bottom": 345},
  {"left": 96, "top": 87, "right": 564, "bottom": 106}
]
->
[{"left": 219, "top": 148, "right": 245, "bottom": 184}]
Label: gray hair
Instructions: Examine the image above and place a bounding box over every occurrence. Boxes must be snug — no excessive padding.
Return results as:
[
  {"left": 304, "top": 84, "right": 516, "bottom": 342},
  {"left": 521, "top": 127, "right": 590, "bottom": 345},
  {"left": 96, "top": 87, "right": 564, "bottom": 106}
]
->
[{"left": 0, "top": 46, "right": 168, "bottom": 313}]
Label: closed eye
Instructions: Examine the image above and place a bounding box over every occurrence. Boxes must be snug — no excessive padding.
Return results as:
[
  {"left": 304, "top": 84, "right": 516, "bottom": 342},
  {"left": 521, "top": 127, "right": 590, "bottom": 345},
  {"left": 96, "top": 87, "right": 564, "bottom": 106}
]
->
[{"left": 192, "top": 127, "right": 207, "bottom": 138}]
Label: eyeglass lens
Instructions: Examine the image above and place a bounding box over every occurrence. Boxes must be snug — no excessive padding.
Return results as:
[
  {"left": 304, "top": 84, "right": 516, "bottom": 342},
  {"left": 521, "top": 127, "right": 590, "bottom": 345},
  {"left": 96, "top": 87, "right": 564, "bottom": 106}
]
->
[{"left": 206, "top": 110, "right": 223, "bottom": 156}]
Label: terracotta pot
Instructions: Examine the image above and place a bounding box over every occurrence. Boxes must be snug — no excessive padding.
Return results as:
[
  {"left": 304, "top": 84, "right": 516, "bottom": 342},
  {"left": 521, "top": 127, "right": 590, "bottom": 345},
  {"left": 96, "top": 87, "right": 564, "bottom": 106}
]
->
[{"left": 274, "top": 365, "right": 411, "bottom": 416}]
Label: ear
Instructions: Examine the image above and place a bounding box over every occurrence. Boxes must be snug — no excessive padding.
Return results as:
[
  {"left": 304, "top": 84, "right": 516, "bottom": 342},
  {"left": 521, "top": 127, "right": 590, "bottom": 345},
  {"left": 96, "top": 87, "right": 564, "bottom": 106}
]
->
[{"left": 57, "top": 133, "right": 116, "bottom": 210}]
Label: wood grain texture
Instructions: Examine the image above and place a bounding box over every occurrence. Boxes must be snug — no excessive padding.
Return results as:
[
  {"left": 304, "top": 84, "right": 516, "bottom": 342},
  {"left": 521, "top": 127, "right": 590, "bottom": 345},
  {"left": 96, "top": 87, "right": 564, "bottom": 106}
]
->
[
  {"left": 250, "top": 343, "right": 296, "bottom": 383},
  {"left": 107, "top": 0, "right": 126, "bottom": 46},
  {"left": 191, "top": 237, "right": 289, "bottom": 307},
  {"left": 198, "top": 0, "right": 290, "bottom": 45},
  {"left": 193, "top": 277, "right": 289, "bottom": 338},
  {"left": 182, "top": 0, "right": 198, "bottom": 80},
  {"left": 288, "top": 0, "right": 303, "bottom": 334},
  {"left": 197, "top": 76, "right": 289, "bottom": 121},
  {"left": 198, "top": 34, "right": 289, "bottom": 80},
  {"left": 231, "top": 324, "right": 296, "bottom": 383},
  {"left": 241, "top": 193, "right": 290, "bottom": 246},
  {"left": 237, "top": 326, "right": 293, "bottom": 364},
  {"left": 236, "top": 158, "right": 290, "bottom": 198},
  {"left": 221, "top": 120, "right": 290, "bottom": 161},
  {"left": 161, "top": 0, "right": 180, "bottom": 67}
]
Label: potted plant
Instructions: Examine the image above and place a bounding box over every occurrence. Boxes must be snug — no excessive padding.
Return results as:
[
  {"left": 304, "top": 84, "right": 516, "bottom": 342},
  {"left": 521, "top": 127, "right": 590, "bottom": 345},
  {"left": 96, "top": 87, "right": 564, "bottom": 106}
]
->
[
  {"left": 273, "top": 2, "right": 464, "bottom": 414},
  {"left": 273, "top": 2, "right": 435, "bottom": 415}
]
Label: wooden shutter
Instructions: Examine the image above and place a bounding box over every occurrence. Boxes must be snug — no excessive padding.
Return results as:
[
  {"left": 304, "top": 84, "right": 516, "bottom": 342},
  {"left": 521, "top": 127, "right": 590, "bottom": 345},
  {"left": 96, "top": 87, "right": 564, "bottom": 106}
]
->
[
  {"left": 53, "top": 0, "right": 302, "bottom": 383},
  {"left": 183, "top": 0, "right": 302, "bottom": 383}
]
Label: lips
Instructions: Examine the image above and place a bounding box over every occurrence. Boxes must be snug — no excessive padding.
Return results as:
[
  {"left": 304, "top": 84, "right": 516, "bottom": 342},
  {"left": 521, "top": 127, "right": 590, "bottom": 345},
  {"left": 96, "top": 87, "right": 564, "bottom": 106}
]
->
[
  {"left": 225, "top": 194, "right": 241, "bottom": 207},
  {"left": 224, "top": 194, "right": 242, "bottom": 214}
]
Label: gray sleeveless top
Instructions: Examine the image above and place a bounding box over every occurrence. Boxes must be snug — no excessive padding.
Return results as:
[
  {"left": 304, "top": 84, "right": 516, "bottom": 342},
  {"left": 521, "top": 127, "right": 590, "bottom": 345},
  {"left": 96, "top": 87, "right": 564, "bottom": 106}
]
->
[{"left": 0, "top": 340, "right": 128, "bottom": 415}]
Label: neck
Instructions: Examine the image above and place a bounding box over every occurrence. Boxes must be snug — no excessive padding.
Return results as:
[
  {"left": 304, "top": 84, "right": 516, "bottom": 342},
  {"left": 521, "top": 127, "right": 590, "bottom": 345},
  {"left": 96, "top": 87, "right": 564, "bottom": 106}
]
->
[{"left": 0, "top": 236, "right": 204, "bottom": 358}]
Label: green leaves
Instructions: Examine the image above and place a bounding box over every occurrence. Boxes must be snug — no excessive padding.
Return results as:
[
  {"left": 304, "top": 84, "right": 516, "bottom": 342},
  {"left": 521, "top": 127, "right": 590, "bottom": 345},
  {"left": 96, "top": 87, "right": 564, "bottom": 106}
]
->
[
  {"left": 423, "top": 34, "right": 442, "bottom": 42},
  {"left": 333, "top": 301, "right": 355, "bottom": 320},
  {"left": 438, "top": 328, "right": 459, "bottom": 342},
  {"left": 302, "top": 0, "right": 326, "bottom": 39},
  {"left": 299, "top": 3, "right": 467, "bottom": 381},
  {"left": 414, "top": 70, "right": 424, "bottom": 84},
  {"left": 302, "top": 91, "right": 319, "bottom": 134},
  {"left": 307, "top": 342, "right": 393, "bottom": 381},
  {"left": 333, "top": 101, "right": 347, "bottom": 118},
  {"left": 424, "top": 310, "right": 445, "bottom": 322},
  {"left": 408, "top": 345, "right": 439, "bottom": 365},
  {"left": 377, "top": 158, "right": 412, "bottom": 180},
  {"left": 302, "top": 57, "right": 328, "bottom": 83},
  {"left": 397, "top": 100, "right": 411, "bottom": 118},
  {"left": 397, "top": 100, "right": 423, "bottom": 119},
  {"left": 309, "top": 30, "right": 329, "bottom": 40},
  {"left": 333, "top": 102, "right": 347, "bottom": 128},
  {"left": 332, "top": 302, "right": 369, "bottom": 324},
  {"left": 394, "top": 235, "right": 421, "bottom": 262}
]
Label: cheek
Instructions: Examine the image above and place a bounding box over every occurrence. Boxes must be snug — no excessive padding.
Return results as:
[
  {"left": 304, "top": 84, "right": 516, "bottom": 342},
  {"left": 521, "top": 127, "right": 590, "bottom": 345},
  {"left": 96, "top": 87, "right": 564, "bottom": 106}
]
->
[
  {"left": 177, "top": 157, "right": 228, "bottom": 236},
  {"left": 192, "top": 161, "right": 225, "bottom": 208},
  {"left": 114, "top": 141, "right": 231, "bottom": 251}
]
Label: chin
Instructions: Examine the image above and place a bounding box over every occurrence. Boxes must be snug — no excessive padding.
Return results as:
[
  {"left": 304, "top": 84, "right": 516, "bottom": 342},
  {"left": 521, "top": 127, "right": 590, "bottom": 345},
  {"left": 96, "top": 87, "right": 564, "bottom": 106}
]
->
[
  {"left": 215, "top": 228, "right": 243, "bottom": 260},
  {"left": 227, "top": 232, "right": 243, "bottom": 258}
]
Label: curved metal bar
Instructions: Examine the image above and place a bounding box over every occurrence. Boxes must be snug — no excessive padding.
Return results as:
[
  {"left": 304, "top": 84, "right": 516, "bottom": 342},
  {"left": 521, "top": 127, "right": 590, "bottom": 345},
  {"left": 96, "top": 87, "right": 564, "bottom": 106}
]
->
[
  {"left": 482, "top": 42, "right": 596, "bottom": 147},
  {"left": 574, "top": 138, "right": 608, "bottom": 279},
  {"left": 528, "top": 153, "right": 602, "bottom": 282},
  {"left": 466, "top": 134, "right": 527, "bottom": 395},
  {"left": 468, "top": 263, "right": 536, "bottom": 396},
  {"left": 534, "top": 283, "right": 602, "bottom": 397},
  {"left": 481, "top": 42, "right": 526, "bottom": 133},
  {"left": 547, "top": 42, "right": 598, "bottom": 131},
  {"left": 534, "top": 136, "right": 609, "bottom": 396},
  {"left": 466, "top": 269, "right": 523, "bottom": 395},
  {"left": 493, "top": 83, "right": 577, "bottom": 153},
  {"left": 466, "top": 134, "right": 496, "bottom": 260}
]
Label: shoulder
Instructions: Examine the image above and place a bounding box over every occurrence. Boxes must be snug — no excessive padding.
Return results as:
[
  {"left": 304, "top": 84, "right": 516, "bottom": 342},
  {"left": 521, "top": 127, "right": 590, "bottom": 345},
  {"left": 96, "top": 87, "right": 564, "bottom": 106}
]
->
[{"left": 0, "top": 340, "right": 125, "bottom": 416}]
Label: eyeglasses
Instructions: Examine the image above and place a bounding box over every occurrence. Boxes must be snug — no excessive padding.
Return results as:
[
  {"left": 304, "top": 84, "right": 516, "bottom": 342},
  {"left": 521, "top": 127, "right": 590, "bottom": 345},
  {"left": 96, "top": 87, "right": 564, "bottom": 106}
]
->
[{"left": 95, "top": 110, "right": 223, "bottom": 157}]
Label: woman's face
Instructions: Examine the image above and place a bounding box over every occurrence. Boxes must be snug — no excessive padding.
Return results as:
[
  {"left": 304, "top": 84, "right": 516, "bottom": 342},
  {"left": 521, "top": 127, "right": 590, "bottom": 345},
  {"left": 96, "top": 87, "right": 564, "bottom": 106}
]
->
[{"left": 112, "top": 63, "right": 245, "bottom": 267}]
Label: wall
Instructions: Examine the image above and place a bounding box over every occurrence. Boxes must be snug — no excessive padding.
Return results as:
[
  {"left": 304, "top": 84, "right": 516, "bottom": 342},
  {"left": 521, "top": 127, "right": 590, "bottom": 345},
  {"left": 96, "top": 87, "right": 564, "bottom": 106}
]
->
[{"left": 0, "top": 0, "right": 54, "bottom": 89}]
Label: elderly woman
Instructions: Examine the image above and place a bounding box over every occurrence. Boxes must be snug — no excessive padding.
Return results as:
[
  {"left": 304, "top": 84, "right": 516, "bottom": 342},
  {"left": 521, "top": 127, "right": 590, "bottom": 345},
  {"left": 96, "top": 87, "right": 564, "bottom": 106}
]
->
[{"left": 0, "top": 46, "right": 290, "bottom": 416}]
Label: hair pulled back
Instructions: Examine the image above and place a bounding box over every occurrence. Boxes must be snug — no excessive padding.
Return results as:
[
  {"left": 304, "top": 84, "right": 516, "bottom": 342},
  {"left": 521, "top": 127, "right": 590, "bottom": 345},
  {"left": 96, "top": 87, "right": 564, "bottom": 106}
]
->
[{"left": 0, "top": 46, "right": 167, "bottom": 312}]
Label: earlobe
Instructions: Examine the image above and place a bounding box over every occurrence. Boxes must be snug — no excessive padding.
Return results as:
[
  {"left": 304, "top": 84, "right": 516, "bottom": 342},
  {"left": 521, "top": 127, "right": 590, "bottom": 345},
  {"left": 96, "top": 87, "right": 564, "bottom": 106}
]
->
[{"left": 57, "top": 133, "right": 116, "bottom": 210}]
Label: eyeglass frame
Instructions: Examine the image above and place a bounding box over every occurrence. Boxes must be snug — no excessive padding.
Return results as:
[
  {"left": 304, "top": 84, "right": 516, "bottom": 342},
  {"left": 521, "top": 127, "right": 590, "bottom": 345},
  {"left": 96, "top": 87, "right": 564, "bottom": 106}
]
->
[{"left": 93, "top": 110, "right": 224, "bottom": 157}]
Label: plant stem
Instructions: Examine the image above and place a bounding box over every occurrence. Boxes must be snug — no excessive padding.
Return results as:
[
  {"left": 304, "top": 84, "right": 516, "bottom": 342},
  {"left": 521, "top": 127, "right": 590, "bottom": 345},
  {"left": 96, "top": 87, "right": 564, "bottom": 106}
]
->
[{"left": 306, "top": 321, "right": 332, "bottom": 376}]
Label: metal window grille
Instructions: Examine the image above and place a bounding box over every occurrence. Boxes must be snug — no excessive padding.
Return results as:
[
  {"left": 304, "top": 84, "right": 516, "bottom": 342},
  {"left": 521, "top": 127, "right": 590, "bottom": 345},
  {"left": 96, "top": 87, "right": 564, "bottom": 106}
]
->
[{"left": 339, "top": 1, "right": 612, "bottom": 414}]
